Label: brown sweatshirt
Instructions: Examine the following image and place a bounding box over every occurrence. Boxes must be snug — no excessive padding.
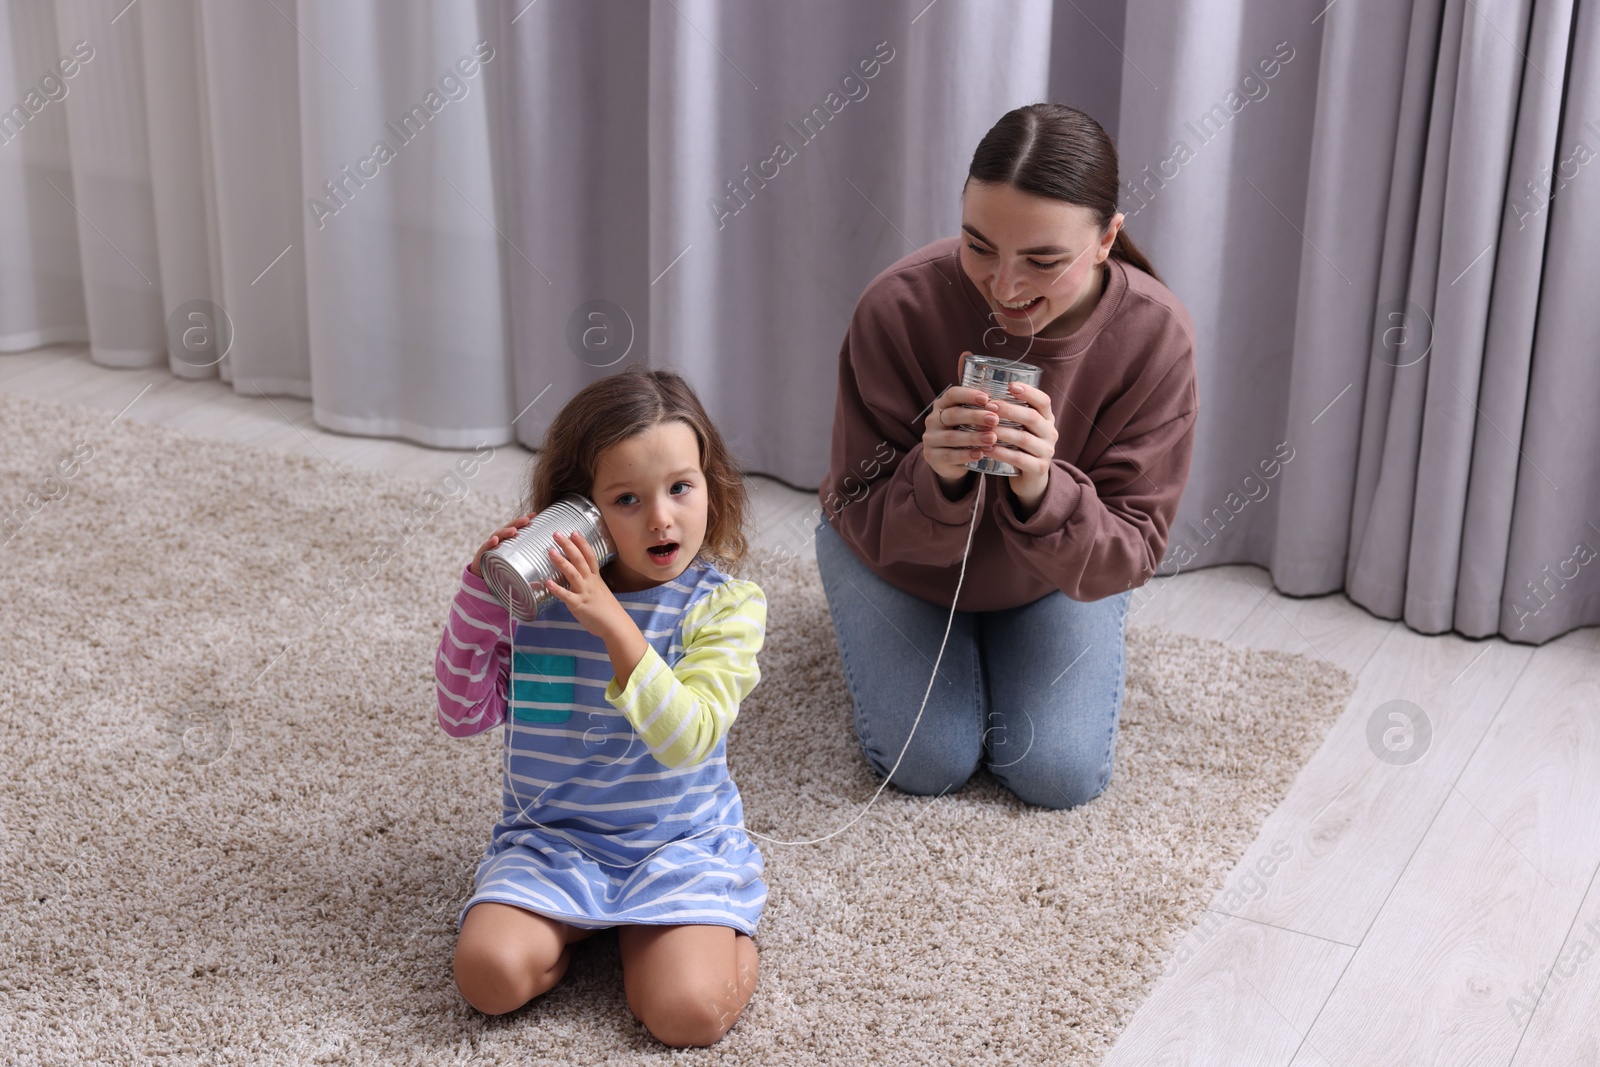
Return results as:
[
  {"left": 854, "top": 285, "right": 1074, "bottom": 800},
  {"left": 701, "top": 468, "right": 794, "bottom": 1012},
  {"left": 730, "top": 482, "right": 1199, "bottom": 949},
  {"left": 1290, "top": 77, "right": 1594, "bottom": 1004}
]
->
[{"left": 820, "top": 236, "right": 1198, "bottom": 610}]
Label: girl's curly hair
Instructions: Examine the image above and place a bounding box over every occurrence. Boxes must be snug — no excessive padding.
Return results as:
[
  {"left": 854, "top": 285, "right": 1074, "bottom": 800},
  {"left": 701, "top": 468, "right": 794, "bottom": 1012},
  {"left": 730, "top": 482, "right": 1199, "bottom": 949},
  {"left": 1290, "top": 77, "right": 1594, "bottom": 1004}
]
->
[{"left": 525, "top": 366, "right": 750, "bottom": 572}]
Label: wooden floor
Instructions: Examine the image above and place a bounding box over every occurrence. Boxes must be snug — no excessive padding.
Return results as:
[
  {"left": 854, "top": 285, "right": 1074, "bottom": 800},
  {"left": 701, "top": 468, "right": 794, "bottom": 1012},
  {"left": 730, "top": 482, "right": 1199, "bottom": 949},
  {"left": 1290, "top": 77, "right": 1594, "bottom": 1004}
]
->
[{"left": 5, "top": 346, "right": 1598, "bottom": 1066}]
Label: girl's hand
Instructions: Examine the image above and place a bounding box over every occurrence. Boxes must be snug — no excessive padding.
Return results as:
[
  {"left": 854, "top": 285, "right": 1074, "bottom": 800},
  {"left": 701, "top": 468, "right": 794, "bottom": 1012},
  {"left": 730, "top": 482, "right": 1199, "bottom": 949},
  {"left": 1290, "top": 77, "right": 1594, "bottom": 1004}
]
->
[
  {"left": 989, "top": 381, "right": 1059, "bottom": 515},
  {"left": 543, "top": 530, "right": 629, "bottom": 640},
  {"left": 468, "top": 513, "right": 535, "bottom": 578},
  {"left": 923, "top": 351, "right": 1002, "bottom": 485}
]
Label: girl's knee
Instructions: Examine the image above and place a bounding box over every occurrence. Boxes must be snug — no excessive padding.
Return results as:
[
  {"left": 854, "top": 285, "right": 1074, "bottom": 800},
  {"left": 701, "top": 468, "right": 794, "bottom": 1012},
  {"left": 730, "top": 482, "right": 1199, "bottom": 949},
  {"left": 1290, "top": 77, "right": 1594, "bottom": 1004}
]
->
[
  {"left": 453, "top": 935, "right": 564, "bottom": 1015},
  {"left": 624, "top": 930, "right": 758, "bottom": 1047},
  {"left": 453, "top": 946, "right": 528, "bottom": 1015},
  {"left": 630, "top": 986, "right": 735, "bottom": 1048}
]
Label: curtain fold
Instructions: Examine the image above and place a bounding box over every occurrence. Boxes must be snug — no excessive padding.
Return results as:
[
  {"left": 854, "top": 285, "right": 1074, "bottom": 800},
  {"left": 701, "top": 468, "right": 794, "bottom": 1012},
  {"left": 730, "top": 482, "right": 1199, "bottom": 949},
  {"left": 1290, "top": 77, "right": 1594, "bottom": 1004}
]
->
[
  {"left": 1455, "top": 0, "right": 1576, "bottom": 637},
  {"left": 1275, "top": 0, "right": 1598, "bottom": 643},
  {"left": 1118, "top": 0, "right": 1323, "bottom": 570},
  {"left": 1273, "top": 0, "right": 1417, "bottom": 598},
  {"left": 0, "top": 0, "right": 86, "bottom": 349},
  {"left": 295, "top": 2, "right": 508, "bottom": 445},
  {"left": 139, "top": 0, "right": 214, "bottom": 383},
  {"left": 1, "top": 0, "right": 1595, "bottom": 644},
  {"left": 497, "top": 0, "right": 650, "bottom": 456},
  {"left": 1500, "top": 0, "right": 1600, "bottom": 640},
  {"left": 51, "top": 0, "right": 162, "bottom": 365},
  {"left": 198, "top": 0, "right": 308, "bottom": 395}
]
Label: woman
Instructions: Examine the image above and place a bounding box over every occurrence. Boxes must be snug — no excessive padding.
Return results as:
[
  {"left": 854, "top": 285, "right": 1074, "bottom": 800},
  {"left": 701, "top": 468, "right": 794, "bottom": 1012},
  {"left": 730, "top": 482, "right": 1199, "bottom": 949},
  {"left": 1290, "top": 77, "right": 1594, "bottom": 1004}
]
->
[{"left": 815, "top": 103, "right": 1198, "bottom": 810}]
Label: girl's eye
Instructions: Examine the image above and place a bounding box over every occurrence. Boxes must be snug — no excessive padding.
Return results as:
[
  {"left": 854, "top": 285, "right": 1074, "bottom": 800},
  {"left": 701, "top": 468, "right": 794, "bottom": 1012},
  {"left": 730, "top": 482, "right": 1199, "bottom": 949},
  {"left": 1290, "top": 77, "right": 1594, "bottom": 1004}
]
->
[
  {"left": 672, "top": 482, "right": 691, "bottom": 495},
  {"left": 965, "top": 241, "right": 1061, "bottom": 271},
  {"left": 615, "top": 494, "right": 636, "bottom": 506}
]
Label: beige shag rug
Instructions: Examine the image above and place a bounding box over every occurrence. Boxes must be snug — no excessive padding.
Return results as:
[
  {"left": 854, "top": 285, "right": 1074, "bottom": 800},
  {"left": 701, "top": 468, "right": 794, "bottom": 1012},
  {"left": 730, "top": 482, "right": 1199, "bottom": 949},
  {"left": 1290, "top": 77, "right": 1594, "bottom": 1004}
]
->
[{"left": 0, "top": 391, "right": 1354, "bottom": 1066}]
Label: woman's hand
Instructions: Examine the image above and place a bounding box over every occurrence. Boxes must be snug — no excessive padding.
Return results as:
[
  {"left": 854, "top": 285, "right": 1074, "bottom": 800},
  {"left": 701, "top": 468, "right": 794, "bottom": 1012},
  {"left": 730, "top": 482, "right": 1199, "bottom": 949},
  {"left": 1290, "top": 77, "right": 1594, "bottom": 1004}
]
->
[
  {"left": 988, "top": 381, "right": 1059, "bottom": 516},
  {"left": 468, "top": 513, "right": 536, "bottom": 577},
  {"left": 923, "top": 351, "right": 1002, "bottom": 487},
  {"left": 542, "top": 530, "right": 629, "bottom": 640}
]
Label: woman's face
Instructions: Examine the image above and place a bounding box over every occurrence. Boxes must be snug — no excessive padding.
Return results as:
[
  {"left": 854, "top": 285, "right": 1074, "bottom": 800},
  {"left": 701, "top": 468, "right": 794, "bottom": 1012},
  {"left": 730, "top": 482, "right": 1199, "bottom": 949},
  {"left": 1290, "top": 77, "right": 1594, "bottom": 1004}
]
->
[{"left": 959, "top": 180, "right": 1122, "bottom": 339}]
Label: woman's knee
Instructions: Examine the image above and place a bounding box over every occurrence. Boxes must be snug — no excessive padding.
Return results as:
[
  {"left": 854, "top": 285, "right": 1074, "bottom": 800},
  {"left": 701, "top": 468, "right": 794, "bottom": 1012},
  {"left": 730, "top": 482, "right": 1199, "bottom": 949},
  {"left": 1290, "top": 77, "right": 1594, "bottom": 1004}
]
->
[
  {"left": 856, "top": 717, "right": 980, "bottom": 797},
  {"left": 880, "top": 749, "right": 981, "bottom": 797},
  {"left": 991, "top": 747, "right": 1114, "bottom": 810},
  {"left": 847, "top": 650, "right": 985, "bottom": 796}
]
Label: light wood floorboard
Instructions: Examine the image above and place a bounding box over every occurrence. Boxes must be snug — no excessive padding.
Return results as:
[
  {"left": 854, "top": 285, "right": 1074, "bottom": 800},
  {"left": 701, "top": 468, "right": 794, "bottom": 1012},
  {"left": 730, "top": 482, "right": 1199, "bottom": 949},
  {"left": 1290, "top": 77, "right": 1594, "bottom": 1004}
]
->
[
  {"left": 1511, "top": 849, "right": 1600, "bottom": 1066},
  {"left": 1102, "top": 914, "right": 1354, "bottom": 1067},
  {"left": 1226, "top": 625, "right": 1533, "bottom": 945},
  {"left": 1289, "top": 631, "right": 1600, "bottom": 1066}
]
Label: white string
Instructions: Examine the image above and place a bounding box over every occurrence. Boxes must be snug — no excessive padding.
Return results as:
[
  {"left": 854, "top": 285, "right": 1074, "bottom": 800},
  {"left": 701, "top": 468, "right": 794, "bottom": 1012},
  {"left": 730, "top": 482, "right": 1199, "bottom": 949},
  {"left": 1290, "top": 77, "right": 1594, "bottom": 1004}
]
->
[
  {"left": 486, "top": 476, "right": 986, "bottom": 867},
  {"left": 744, "top": 477, "right": 985, "bottom": 846}
]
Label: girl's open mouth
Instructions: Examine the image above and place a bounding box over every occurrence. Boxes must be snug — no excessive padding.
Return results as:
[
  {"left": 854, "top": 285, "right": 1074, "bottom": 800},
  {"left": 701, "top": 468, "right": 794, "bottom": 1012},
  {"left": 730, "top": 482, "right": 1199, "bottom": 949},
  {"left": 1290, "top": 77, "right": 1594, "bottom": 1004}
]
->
[{"left": 646, "top": 543, "right": 679, "bottom": 566}]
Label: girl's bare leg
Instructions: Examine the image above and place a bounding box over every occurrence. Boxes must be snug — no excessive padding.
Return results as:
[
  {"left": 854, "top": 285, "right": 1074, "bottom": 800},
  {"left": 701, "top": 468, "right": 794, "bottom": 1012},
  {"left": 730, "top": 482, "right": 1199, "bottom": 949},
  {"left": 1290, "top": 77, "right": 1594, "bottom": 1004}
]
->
[
  {"left": 453, "top": 902, "right": 596, "bottom": 1015},
  {"left": 617, "top": 924, "right": 759, "bottom": 1047}
]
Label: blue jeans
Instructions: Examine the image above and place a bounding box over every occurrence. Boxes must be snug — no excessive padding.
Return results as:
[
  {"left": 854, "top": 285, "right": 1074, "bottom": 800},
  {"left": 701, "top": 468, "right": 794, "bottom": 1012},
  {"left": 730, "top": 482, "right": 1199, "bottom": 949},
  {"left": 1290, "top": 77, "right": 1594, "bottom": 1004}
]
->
[{"left": 813, "top": 518, "right": 1131, "bottom": 810}]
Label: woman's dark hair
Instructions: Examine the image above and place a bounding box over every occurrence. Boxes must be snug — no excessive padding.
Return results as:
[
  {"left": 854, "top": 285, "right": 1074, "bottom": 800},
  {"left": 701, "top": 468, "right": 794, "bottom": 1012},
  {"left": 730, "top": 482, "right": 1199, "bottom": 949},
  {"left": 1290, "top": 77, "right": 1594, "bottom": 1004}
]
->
[
  {"left": 526, "top": 366, "right": 750, "bottom": 571},
  {"left": 965, "top": 103, "right": 1161, "bottom": 283}
]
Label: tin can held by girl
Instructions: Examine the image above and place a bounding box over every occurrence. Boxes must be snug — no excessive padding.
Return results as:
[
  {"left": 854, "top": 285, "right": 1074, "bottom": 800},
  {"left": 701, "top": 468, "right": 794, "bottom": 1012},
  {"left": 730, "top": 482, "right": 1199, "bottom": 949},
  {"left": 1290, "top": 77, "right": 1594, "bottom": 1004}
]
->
[
  {"left": 959, "top": 354, "right": 1043, "bottom": 477},
  {"left": 479, "top": 494, "right": 617, "bottom": 621}
]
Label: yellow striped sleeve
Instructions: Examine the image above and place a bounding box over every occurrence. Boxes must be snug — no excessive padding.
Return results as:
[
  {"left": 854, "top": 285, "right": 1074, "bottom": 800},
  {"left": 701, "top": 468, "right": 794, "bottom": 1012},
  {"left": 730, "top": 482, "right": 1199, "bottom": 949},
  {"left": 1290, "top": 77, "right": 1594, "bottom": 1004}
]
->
[{"left": 604, "top": 578, "right": 766, "bottom": 769}]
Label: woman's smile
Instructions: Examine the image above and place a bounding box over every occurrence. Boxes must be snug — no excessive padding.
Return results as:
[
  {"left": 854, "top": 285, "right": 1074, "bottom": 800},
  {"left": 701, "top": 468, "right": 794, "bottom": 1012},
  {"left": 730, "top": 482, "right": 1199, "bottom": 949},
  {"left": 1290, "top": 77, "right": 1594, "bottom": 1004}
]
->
[{"left": 994, "top": 294, "right": 1045, "bottom": 319}]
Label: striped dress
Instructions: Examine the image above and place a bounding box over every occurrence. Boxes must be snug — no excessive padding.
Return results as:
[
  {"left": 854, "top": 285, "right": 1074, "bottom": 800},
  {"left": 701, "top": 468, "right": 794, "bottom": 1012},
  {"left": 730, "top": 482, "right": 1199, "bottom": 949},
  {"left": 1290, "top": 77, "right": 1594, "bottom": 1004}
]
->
[{"left": 435, "top": 557, "right": 768, "bottom": 935}]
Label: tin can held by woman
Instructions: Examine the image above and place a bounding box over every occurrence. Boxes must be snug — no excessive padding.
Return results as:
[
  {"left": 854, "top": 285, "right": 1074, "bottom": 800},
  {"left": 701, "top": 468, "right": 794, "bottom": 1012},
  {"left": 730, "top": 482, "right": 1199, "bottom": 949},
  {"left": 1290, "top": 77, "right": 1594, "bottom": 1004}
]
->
[
  {"left": 479, "top": 494, "right": 617, "bottom": 621},
  {"left": 959, "top": 354, "right": 1043, "bottom": 477}
]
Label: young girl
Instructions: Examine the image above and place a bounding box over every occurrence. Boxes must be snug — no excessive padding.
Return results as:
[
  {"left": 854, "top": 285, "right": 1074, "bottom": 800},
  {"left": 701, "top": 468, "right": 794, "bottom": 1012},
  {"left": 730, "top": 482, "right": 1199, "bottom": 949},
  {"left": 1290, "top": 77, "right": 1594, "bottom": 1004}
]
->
[{"left": 435, "top": 367, "right": 767, "bottom": 1048}]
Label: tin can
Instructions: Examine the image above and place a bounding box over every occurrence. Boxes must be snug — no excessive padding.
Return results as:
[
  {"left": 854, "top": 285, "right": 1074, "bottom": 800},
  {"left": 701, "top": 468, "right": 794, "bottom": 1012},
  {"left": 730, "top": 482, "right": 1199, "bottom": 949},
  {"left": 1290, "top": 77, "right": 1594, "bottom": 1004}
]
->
[
  {"left": 959, "top": 354, "right": 1043, "bottom": 477},
  {"left": 479, "top": 494, "right": 617, "bottom": 621}
]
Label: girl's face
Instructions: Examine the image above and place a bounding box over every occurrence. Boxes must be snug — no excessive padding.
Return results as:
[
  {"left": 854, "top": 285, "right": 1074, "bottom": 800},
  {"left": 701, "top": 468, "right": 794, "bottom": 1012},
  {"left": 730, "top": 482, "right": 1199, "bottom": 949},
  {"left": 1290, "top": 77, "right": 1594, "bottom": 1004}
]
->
[
  {"left": 590, "top": 419, "right": 709, "bottom": 593},
  {"left": 959, "top": 180, "right": 1122, "bottom": 339}
]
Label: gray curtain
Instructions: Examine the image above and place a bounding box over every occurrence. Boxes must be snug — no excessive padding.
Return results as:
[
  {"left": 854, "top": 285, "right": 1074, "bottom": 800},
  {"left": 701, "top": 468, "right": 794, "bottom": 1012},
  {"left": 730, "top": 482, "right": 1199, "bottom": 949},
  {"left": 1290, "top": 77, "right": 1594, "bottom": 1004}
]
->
[
  {"left": 1116, "top": 0, "right": 1599, "bottom": 645},
  {"left": 2, "top": 0, "right": 1595, "bottom": 644}
]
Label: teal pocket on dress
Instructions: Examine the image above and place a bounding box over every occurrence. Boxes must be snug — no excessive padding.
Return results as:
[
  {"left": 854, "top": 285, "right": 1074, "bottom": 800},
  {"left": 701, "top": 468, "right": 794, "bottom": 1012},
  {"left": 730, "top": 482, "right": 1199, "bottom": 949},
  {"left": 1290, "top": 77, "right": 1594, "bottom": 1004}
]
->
[{"left": 510, "top": 651, "right": 575, "bottom": 724}]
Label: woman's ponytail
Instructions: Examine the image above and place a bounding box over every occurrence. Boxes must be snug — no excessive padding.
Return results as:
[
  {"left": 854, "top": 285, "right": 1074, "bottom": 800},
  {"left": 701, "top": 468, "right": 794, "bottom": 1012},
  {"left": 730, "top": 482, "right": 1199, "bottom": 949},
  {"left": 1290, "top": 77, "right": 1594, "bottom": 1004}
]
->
[{"left": 1110, "top": 228, "right": 1162, "bottom": 285}]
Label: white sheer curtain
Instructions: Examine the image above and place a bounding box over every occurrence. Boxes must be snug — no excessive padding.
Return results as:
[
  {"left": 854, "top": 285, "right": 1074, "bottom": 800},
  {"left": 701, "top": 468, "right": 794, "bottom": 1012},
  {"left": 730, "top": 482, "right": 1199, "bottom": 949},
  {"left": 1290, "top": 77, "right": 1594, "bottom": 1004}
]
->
[
  {"left": 2, "top": 0, "right": 510, "bottom": 440},
  {"left": 0, "top": 0, "right": 1051, "bottom": 461}
]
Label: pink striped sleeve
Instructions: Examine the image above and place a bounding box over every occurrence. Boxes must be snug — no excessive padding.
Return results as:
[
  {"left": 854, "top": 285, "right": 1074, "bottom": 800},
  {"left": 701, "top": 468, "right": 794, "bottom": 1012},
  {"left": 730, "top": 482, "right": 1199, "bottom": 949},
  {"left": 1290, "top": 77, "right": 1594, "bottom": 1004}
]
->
[{"left": 435, "top": 565, "right": 513, "bottom": 738}]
